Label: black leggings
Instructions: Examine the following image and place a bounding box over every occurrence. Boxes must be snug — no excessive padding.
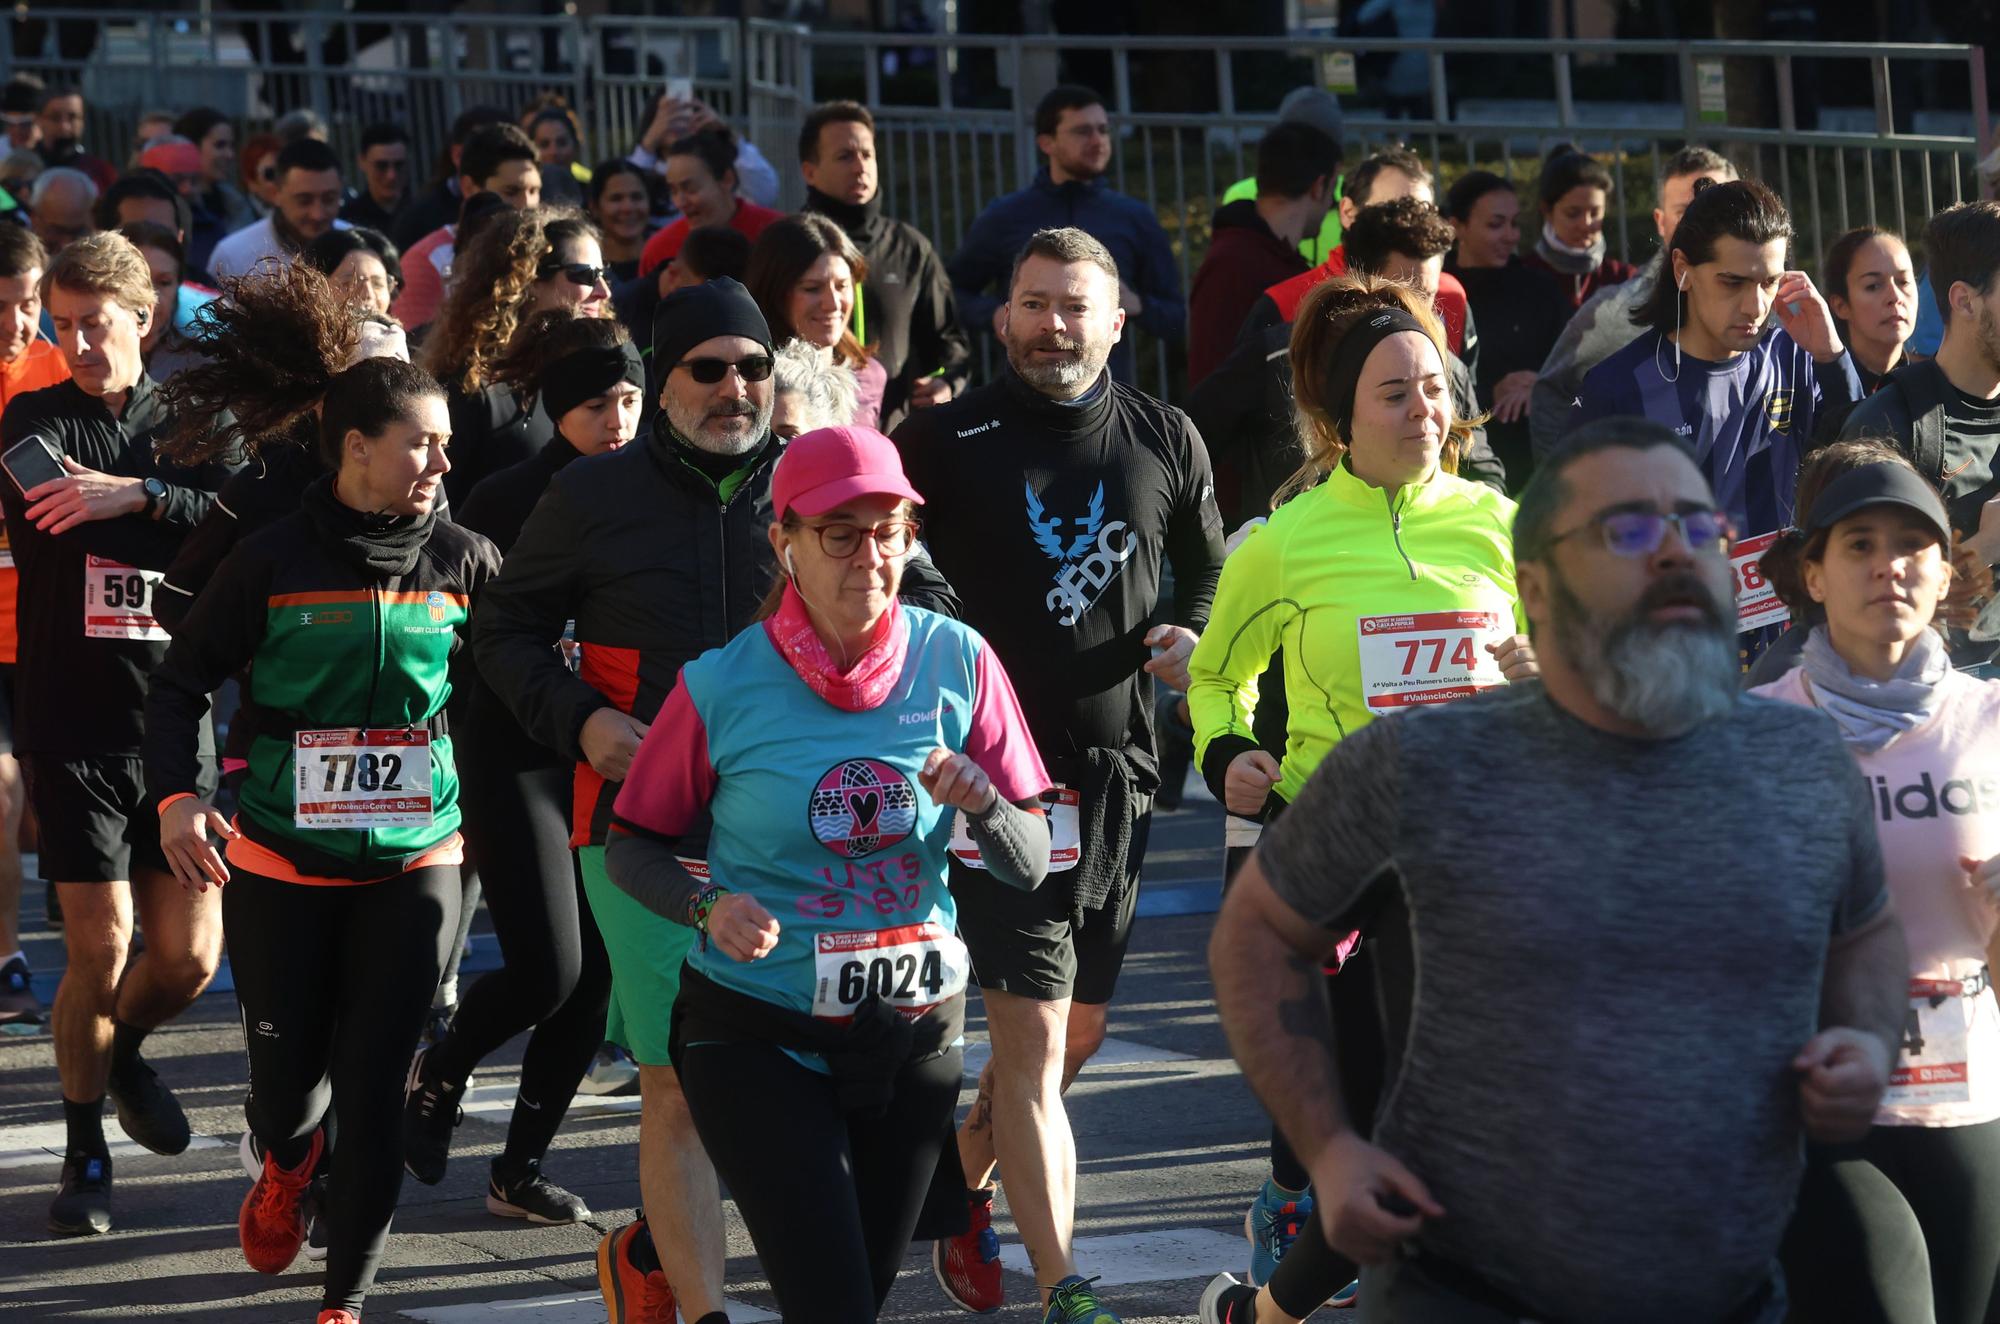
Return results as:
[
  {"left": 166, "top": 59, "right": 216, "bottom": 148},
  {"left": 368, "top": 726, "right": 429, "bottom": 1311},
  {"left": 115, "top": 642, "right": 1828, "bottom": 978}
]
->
[
  {"left": 431, "top": 759, "right": 610, "bottom": 1168},
  {"left": 1223, "top": 842, "right": 1384, "bottom": 1315},
  {"left": 680, "top": 1040, "right": 963, "bottom": 1321},
  {"left": 1781, "top": 1117, "right": 2000, "bottom": 1324},
  {"left": 224, "top": 863, "right": 459, "bottom": 1314}
]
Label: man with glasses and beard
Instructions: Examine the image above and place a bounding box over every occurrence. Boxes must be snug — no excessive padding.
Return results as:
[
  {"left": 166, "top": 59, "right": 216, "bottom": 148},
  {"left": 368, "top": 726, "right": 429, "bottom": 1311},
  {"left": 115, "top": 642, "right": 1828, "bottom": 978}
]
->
[
  {"left": 896, "top": 227, "right": 1224, "bottom": 1324},
  {"left": 473, "top": 277, "right": 955, "bottom": 1324},
  {"left": 1208, "top": 416, "right": 1910, "bottom": 1324}
]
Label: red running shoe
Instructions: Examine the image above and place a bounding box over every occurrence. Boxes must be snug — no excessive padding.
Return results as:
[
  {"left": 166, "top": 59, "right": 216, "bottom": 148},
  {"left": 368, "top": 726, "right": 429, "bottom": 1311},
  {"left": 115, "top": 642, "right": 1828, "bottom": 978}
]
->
[
  {"left": 597, "top": 1215, "right": 677, "bottom": 1324},
  {"left": 239, "top": 1128, "right": 324, "bottom": 1274},
  {"left": 316, "top": 1312, "right": 360, "bottom": 1323},
  {"left": 932, "top": 1187, "right": 1004, "bottom": 1313}
]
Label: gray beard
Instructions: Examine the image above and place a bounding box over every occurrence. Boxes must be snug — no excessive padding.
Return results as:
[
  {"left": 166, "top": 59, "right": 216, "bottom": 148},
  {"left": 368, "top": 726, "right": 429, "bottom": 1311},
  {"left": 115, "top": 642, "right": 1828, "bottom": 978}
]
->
[
  {"left": 1548, "top": 569, "right": 1739, "bottom": 739},
  {"left": 666, "top": 394, "right": 771, "bottom": 456},
  {"left": 1007, "top": 341, "right": 1111, "bottom": 395}
]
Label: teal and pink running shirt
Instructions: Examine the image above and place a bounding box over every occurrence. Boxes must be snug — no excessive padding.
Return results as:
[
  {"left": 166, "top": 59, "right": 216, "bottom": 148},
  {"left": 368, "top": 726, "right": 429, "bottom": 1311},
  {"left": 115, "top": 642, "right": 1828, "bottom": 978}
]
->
[{"left": 612, "top": 605, "right": 1050, "bottom": 1038}]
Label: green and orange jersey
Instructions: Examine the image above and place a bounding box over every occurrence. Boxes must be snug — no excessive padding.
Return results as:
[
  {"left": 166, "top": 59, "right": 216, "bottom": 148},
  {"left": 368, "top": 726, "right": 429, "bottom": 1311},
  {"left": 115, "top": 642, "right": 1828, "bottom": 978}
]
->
[{"left": 145, "top": 485, "right": 500, "bottom": 882}]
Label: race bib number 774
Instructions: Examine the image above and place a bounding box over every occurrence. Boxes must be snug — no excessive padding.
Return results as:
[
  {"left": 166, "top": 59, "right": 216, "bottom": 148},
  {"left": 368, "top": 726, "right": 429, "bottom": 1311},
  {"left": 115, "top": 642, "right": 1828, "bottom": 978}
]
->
[{"left": 1355, "top": 610, "right": 1505, "bottom": 712}]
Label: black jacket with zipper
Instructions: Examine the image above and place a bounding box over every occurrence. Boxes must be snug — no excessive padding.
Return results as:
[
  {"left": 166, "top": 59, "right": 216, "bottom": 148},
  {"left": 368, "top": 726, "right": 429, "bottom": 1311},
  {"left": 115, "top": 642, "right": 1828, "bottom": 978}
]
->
[
  {"left": 802, "top": 187, "right": 972, "bottom": 430},
  {"left": 0, "top": 374, "right": 238, "bottom": 757},
  {"left": 144, "top": 479, "right": 500, "bottom": 879},
  {"left": 472, "top": 413, "right": 961, "bottom": 846}
]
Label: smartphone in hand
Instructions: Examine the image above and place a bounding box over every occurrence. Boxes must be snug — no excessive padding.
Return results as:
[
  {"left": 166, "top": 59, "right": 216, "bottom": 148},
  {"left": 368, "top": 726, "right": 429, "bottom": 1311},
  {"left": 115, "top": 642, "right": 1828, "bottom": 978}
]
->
[{"left": 1, "top": 434, "right": 63, "bottom": 498}]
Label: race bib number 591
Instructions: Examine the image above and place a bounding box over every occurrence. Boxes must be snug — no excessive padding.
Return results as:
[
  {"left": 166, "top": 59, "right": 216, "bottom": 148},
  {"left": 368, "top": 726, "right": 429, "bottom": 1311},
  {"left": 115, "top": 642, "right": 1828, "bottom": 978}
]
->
[{"left": 83, "top": 555, "right": 167, "bottom": 641}]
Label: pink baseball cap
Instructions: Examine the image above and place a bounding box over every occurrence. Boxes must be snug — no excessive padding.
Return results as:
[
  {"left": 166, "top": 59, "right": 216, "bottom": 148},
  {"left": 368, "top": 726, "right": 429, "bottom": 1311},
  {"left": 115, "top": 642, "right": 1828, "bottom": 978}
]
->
[
  {"left": 771, "top": 425, "right": 924, "bottom": 518},
  {"left": 140, "top": 141, "right": 203, "bottom": 176}
]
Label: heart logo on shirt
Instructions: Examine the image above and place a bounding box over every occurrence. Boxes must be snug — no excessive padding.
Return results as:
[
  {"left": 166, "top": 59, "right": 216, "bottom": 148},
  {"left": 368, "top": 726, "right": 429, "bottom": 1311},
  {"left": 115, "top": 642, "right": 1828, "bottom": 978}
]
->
[
  {"left": 851, "top": 790, "right": 881, "bottom": 832},
  {"left": 808, "top": 759, "right": 918, "bottom": 859}
]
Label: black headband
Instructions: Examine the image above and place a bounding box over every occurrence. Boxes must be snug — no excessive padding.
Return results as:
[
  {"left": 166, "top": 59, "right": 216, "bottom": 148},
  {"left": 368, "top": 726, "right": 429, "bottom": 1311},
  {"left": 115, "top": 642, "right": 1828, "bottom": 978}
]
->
[
  {"left": 1321, "top": 305, "right": 1433, "bottom": 436},
  {"left": 1803, "top": 462, "right": 1953, "bottom": 548},
  {"left": 542, "top": 340, "right": 645, "bottom": 424}
]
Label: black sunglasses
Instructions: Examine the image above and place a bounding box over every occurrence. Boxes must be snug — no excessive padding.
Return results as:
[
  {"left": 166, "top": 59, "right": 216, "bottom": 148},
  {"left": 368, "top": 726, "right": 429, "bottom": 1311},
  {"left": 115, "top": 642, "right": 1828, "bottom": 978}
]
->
[
  {"left": 671, "top": 354, "right": 774, "bottom": 384},
  {"left": 539, "top": 261, "right": 609, "bottom": 288}
]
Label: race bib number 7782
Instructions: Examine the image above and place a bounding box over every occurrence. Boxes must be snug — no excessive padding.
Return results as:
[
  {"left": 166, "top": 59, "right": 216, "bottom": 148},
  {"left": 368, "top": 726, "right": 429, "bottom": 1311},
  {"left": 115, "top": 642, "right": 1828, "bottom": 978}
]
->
[{"left": 293, "top": 728, "right": 434, "bottom": 831}]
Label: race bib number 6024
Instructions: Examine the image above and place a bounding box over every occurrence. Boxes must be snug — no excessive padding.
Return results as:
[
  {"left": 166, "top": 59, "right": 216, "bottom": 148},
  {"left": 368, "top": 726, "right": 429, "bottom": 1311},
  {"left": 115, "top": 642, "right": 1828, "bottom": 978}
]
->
[{"left": 811, "top": 922, "right": 969, "bottom": 1022}]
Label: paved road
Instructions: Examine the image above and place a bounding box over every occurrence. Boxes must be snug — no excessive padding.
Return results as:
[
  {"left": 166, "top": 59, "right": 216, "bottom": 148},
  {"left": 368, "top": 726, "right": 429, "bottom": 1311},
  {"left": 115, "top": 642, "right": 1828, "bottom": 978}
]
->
[{"left": 0, "top": 782, "right": 1278, "bottom": 1322}]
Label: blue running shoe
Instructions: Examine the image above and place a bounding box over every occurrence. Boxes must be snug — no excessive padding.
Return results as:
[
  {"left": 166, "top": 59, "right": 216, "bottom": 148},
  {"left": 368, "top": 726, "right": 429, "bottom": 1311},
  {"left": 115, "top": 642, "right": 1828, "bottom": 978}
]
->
[
  {"left": 1244, "top": 1180, "right": 1313, "bottom": 1286},
  {"left": 1042, "top": 1274, "right": 1120, "bottom": 1323}
]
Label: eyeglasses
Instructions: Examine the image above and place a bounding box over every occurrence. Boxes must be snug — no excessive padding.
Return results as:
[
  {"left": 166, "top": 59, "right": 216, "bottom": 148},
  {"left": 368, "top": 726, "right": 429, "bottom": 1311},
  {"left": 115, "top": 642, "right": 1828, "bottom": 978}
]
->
[
  {"left": 539, "top": 261, "right": 609, "bottom": 288},
  {"left": 671, "top": 354, "right": 773, "bottom": 384},
  {"left": 799, "top": 520, "right": 921, "bottom": 558},
  {"left": 1548, "top": 508, "right": 1734, "bottom": 558}
]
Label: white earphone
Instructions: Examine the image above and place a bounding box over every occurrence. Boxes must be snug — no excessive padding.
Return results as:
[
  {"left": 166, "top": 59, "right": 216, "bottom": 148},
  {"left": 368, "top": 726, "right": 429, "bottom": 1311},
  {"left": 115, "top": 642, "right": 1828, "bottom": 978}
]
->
[{"left": 784, "top": 545, "right": 796, "bottom": 576}]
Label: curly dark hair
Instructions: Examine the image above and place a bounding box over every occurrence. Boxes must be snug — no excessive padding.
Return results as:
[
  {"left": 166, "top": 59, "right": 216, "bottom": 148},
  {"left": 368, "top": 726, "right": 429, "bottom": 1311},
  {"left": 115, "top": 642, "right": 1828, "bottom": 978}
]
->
[
  {"left": 421, "top": 204, "right": 597, "bottom": 393},
  {"left": 158, "top": 262, "right": 359, "bottom": 463}
]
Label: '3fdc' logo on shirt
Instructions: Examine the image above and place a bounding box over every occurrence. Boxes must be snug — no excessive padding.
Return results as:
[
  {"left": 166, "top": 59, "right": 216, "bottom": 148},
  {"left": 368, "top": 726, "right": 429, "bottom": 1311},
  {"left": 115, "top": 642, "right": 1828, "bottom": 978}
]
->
[{"left": 1025, "top": 480, "right": 1136, "bottom": 627}]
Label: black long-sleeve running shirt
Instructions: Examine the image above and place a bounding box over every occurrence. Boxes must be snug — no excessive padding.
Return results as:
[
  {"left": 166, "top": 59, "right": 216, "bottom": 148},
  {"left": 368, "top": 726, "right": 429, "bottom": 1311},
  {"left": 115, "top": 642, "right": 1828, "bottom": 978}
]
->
[
  {"left": 892, "top": 368, "right": 1225, "bottom": 766},
  {"left": 0, "top": 375, "right": 237, "bottom": 756}
]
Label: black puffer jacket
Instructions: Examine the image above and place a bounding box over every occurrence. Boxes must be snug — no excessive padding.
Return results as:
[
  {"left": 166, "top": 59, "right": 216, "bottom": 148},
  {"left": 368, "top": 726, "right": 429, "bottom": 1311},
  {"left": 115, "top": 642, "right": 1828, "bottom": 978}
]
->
[{"left": 473, "top": 414, "right": 959, "bottom": 845}]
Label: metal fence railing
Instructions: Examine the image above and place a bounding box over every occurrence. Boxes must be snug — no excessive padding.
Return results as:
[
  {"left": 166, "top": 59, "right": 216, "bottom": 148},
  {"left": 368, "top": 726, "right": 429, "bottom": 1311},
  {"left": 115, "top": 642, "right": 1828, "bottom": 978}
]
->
[{"left": 4, "top": 12, "right": 1991, "bottom": 403}]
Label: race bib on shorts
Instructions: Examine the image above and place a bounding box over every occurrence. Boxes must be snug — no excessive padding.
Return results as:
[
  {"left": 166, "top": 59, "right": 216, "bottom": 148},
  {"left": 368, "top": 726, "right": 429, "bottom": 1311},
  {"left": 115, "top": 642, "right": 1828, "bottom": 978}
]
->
[
  {"left": 1356, "top": 610, "right": 1506, "bottom": 712},
  {"left": 811, "top": 921, "right": 969, "bottom": 1021},
  {"left": 949, "top": 784, "right": 1079, "bottom": 873},
  {"left": 82, "top": 555, "right": 167, "bottom": 641},
  {"left": 293, "top": 728, "right": 434, "bottom": 831},
  {"left": 1886, "top": 977, "right": 1973, "bottom": 1108},
  {"left": 1729, "top": 532, "right": 1788, "bottom": 634}
]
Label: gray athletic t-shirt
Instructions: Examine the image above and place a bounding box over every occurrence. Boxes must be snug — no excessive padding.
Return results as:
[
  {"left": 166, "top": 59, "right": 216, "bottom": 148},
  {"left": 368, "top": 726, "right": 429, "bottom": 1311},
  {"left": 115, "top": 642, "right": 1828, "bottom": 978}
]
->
[{"left": 1259, "top": 682, "right": 1888, "bottom": 1324}]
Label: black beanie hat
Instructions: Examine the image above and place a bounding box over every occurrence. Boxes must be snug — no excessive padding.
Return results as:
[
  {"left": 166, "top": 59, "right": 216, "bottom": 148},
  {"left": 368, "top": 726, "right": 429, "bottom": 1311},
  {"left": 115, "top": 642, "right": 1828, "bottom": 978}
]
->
[{"left": 651, "top": 276, "right": 773, "bottom": 376}]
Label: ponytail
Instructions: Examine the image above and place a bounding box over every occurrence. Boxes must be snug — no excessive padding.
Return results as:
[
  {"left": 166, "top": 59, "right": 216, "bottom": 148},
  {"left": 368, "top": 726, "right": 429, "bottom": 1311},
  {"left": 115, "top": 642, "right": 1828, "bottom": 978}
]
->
[{"left": 158, "top": 262, "right": 356, "bottom": 463}]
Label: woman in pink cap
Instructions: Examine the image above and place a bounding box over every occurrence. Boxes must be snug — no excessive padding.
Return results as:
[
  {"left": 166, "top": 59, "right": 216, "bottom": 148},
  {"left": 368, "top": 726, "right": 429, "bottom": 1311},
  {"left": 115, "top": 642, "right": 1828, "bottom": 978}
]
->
[{"left": 604, "top": 424, "right": 1053, "bottom": 1322}]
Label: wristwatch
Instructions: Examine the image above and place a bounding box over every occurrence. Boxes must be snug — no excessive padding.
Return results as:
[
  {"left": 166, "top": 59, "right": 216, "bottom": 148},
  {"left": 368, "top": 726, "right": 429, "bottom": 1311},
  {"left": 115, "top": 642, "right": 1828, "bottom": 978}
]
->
[{"left": 140, "top": 476, "right": 167, "bottom": 517}]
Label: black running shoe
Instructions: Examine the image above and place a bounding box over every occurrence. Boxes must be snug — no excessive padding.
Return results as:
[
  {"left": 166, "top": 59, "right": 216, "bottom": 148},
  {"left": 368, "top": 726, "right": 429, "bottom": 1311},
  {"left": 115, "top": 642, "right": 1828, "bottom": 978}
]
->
[
  {"left": 48, "top": 1153, "right": 112, "bottom": 1236},
  {"left": 0, "top": 954, "right": 44, "bottom": 1034},
  {"left": 107, "top": 1057, "right": 191, "bottom": 1156},
  {"left": 487, "top": 1158, "right": 591, "bottom": 1224},
  {"left": 402, "top": 1047, "right": 462, "bottom": 1185}
]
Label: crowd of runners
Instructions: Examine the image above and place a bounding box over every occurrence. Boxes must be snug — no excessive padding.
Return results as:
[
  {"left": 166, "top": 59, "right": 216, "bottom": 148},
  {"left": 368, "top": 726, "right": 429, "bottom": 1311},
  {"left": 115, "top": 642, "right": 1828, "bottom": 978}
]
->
[{"left": 0, "top": 64, "right": 1998, "bottom": 1324}]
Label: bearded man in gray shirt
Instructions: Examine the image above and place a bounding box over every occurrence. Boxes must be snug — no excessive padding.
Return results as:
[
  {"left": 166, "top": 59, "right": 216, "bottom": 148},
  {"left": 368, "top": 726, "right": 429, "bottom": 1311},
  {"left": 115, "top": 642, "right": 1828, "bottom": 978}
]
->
[{"left": 1210, "top": 417, "right": 1910, "bottom": 1323}]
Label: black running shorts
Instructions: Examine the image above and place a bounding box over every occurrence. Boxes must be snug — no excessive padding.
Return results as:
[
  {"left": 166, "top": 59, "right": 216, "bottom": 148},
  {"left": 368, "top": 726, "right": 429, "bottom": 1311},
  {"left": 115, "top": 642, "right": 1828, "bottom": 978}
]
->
[
  {"left": 22, "top": 753, "right": 218, "bottom": 884},
  {"left": 950, "top": 806, "right": 1150, "bottom": 1006}
]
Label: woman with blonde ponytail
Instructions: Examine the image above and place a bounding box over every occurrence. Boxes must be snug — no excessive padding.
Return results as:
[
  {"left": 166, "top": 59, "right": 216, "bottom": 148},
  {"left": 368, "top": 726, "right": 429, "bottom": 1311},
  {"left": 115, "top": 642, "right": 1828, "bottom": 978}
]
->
[{"left": 1187, "top": 273, "right": 1537, "bottom": 1324}]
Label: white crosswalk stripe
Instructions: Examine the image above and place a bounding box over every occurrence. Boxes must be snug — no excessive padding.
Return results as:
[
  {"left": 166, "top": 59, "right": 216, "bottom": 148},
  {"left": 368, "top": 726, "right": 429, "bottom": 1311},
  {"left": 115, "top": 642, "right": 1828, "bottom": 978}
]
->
[
  {"left": 396, "top": 1291, "right": 779, "bottom": 1322},
  {"left": 0, "top": 1119, "right": 225, "bottom": 1170},
  {"left": 996, "top": 1227, "right": 1247, "bottom": 1286}
]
